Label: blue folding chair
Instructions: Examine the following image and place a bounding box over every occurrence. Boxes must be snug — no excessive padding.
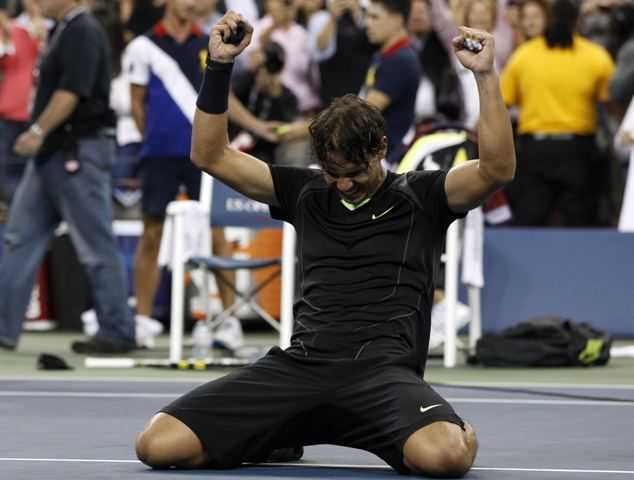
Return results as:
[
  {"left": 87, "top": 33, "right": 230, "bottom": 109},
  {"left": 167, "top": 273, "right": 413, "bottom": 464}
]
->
[
  {"left": 189, "top": 179, "right": 284, "bottom": 331},
  {"left": 166, "top": 174, "right": 296, "bottom": 363}
]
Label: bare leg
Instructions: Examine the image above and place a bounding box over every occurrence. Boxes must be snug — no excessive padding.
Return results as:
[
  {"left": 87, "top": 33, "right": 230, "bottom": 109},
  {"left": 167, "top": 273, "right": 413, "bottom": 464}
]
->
[
  {"left": 402, "top": 420, "right": 478, "bottom": 478},
  {"left": 136, "top": 413, "right": 210, "bottom": 468},
  {"left": 134, "top": 215, "right": 164, "bottom": 317}
]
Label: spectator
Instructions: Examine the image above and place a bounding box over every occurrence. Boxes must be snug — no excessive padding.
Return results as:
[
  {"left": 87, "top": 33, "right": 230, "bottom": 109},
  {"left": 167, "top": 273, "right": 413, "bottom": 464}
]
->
[
  {"left": 92, "top": 4, "right": 144, "bottom": 217},
  {"left": 578, "top": 0, "right": 617, "bottom": 49},
  {"left": 295, "top": 0, "right": 325, "bottom": 26},
  {"left": 361, "top": 0, "right": 421, "bottom": 168},
  {"left": 515, "top": 0, "right": 548, "bottom": 44},
  {"left": 0, "top": 0, "right": 49, "bottom": 219},
  {"left": 408, "top": 0, "right": 461, "bottom": 122},
  {"left": 307, "top": 0, "right": 376, "bottom": 108},
  {"left": 429, "top": 0, "right": 515, "bottom": 70},
  {"left": 123, "top": 0, "right": 164, "bottom": 41},
  {"left": 217, "top": 0, "right": 264, "bottom": 24},
  {"left": 0, "top": 0, "right": 136, "bottom": 353},
  {"left": 230, "top": 41, "right": 298, "bottom": 164},
  {"left": 125, "top": 0, "right": 280, "bottom": 349},
  {"left": 607, "top": 2, "right": 634, "bottom": 115},
  {"left": 614, "top": 94, "right": 634, "bottom": 231},
  {"left": 194, "top": 0, "right": 221, "bottom": 34},
  {"left": 501, "top": 0, "right": 615, "bottom": 226},
  {"left": 246, "top": 0, "right": 320, "bottom": 114},
  {"left": 125, "top": 0, "right": 244, "bottom": 349}
]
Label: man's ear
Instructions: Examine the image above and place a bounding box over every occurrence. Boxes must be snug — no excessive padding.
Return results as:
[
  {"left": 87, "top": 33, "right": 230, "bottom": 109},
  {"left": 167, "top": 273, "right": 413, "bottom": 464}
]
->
[{"left": 380, "top": 136, "right": 388, "bottom": 158}]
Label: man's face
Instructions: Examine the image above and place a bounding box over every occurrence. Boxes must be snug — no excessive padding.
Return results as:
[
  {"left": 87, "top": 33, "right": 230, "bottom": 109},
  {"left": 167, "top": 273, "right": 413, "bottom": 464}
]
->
[
  {"left": 465, "top": 0, "right": 494, "bottom": 31},
  {"left": 322, "top": 152, "right": 385, "bottom": 204},
  {"left": 520, "top": 2, "right": 546, "bottom": 39},
  {"left": 167, "top": 0, "right": 197, "bottom": 22},
  {"left": 21, "top": 0, "right": 41, "bottom": 16},
  {"left": 408, "top": 0, "right": 432, "bottom": 35},
  {"left": 266, "top": 0, "right": 295, "bottom": 24},
  {"left": 35, "top": 0, "right": 72, "bottom": 19},
  {"left": 193, "top": 0, "right": 218, "bottom": 17},
  {"left": 365, "top": 2, "right": 402, "bottom": 46}
]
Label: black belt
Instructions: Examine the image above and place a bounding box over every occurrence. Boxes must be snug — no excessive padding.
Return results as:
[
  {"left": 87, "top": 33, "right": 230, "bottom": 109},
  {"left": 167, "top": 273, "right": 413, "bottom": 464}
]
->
[{"left": 520, "top": 133, "right": 594, "bottom": 141}]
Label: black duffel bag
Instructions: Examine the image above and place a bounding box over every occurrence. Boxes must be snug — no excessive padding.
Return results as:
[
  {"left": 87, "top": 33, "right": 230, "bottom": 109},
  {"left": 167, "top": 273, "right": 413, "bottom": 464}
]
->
[{"left": 471, "top": 316, "right": 612, "bottom": 367}]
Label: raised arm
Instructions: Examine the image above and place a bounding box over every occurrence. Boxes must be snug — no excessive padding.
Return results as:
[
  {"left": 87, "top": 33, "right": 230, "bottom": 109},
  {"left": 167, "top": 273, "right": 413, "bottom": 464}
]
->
[
  {"left": 191, "top": 11, "right": 279, "bottom": 207},
  {"left": 444, "top": 27, "right": 516, "bottom": 212}
]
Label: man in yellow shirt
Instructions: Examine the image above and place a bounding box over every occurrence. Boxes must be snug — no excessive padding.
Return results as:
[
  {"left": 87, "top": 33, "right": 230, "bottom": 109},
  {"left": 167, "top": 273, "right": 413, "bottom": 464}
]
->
[{"left": 501, "top": 0, "right": 614, "bottom": 226}]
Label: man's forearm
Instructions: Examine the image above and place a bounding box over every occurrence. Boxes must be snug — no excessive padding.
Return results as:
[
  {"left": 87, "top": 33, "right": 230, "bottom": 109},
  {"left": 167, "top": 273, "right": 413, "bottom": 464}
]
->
[
  {"left": 191, "top": 67, "right": 232, "bottom": 172},
  {"left": 317, "top": 16, "right": 337, "bottom": 52},
  {"left": 228, "top": 90, "right": 261, "bottom": 132},
  {"left": 475, "top": 71, "right": 515, "bottom": 184},
  {"left": 33, "top": 89, "right": 79, "bottom": 136}
]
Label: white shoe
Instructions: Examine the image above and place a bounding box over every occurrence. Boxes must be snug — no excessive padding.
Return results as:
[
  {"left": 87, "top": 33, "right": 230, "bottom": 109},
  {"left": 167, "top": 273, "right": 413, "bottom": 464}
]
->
[
  {"left": 213, "top": 316, "right": 244, "bottom": 350},
  {"left": 429, "top": 299, "right": 471, "bottom": 349},
  {"left": 81, "top": 309, "right": 99, "bottom": 337},
  {"left": 135, "top": 315, "right": 164, "bottom": 349}
]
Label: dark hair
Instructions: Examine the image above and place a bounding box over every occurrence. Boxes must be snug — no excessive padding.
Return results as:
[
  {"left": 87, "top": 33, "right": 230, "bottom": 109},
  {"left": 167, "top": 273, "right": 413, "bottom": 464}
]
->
[
  {"left": 91, "top": 5, "right": 126, "bottom": 76},
  {"left": 309, "top": 94, "right": 386, "bottom": 171},
  {"left": 544, "top": 0, "right": 579, "bottom": 48},
  {"left": 607, "top": 3, "right": 634, "bottom": 57},
  {"left": 519, "top": 0, "right": 549, "bottom": 18},
  {"left": 262, "top": 41, "right": 285, "bottom": 74},
  {"left": 371, "top": 0, "right": 412, "bottom": 24}
]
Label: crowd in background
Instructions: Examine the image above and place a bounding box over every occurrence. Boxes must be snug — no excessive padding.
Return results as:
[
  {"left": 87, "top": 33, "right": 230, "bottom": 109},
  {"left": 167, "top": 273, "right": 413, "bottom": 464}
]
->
[{"left": 0, "top": 0, "right": 633, "bottom": 228}]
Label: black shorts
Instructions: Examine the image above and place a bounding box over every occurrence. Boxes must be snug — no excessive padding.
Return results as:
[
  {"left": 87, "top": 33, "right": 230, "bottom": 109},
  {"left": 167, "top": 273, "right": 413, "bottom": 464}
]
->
[
  {"left": 161, "top": 347, "right": 465, "bottom": 473},
  {"left": 139, "top": 155, "right": 201, "bottom": 216}
]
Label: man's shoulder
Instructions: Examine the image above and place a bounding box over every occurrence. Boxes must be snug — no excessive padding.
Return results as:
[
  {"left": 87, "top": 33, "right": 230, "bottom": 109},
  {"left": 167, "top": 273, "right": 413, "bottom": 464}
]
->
[
  {"left": 379, "top": 45, "right": 420, "bottom": 73},
  {"left": 66, "top": 12, "right": 102, "bottom": 37},
  {"left": 271, "top": 165, "right": 323, "bottom": 184},
  {"left": 59, "top": 13, "right": 106, "bottom": 49}
]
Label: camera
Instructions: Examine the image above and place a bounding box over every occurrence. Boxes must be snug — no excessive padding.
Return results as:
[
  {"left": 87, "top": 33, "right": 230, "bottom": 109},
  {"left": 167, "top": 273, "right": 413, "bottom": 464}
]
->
[{"left": 262, "top": 41, "right": 285, "bottom": 74}]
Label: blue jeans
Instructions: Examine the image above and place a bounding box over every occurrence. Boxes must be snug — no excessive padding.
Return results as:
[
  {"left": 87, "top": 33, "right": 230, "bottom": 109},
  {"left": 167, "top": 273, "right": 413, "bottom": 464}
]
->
[
  {"left": 0, "top": 137, "right": 135, "bottom": 347},
  {"left": 0, "top": 118, "right": 29, "bottom": 204}
]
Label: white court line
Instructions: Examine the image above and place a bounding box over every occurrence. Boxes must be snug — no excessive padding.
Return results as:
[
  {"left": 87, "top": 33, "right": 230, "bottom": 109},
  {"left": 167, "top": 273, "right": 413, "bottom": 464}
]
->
[
  {"left": 0, "top": 391, "right": 633, "bottom": 406},
  {"left": 0, "top": 391, "right": 177, "bottom": 399},
  {"left": 0, "top": 458, "right": 633, "bottom": 475},
  {"left": 2, "top": 376, "right": 634, "bottom": 390},
  {"left": 452, "top": 398, "right": 634, "bottom": 407},
  {"left": 0, "top": 375, "right": 209, "bottom": 383},
  {"left": 436, "top": 381, "right": 634, "bottom": 391}
]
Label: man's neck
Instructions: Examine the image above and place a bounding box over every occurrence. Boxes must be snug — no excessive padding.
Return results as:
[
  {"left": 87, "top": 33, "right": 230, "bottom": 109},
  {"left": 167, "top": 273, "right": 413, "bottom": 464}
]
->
[
  {"left": 163, "top": 10, "right": 192, "bottom": 43},
  {"left": 381, "top": 28, "right": 408, "bottom": 53},
  {"left": 56, "top": 2, "right": 79, "bottom": 22}
]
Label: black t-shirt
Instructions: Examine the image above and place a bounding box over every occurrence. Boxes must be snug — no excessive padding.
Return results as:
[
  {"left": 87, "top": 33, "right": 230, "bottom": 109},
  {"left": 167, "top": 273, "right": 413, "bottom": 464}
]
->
[
  {"left": 268, "top": 165, "right": 466, "bottom": 369},
  {"left": 33, "top": 10, "right": 112, "bottom": 160}
]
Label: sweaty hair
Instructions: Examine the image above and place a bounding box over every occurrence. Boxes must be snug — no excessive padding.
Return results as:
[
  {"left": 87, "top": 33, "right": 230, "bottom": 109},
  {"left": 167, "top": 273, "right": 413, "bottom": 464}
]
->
[
  {"left": 370, "top": 0, "right": 412, "bottom": 24},
  {"left": 544, "top": 0, "right": 578, "bottom": 48},
  {"left": 309, "top": 94, "right": 386, "bottom": 172}
]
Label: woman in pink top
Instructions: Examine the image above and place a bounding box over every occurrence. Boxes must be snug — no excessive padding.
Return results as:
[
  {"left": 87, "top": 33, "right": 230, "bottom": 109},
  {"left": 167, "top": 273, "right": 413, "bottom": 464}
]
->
[
  {"left": 0, "top": 0, "right": 48, "bottom": 213},
  {"left": 245, "top": 0, "right": 320, "bottom": 114}
]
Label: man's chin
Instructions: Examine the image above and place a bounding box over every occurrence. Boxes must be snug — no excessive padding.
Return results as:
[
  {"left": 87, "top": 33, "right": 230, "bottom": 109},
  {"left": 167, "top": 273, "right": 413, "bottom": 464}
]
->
[{"left": 340, "top": 193, "right": 364, "bottom": 204}]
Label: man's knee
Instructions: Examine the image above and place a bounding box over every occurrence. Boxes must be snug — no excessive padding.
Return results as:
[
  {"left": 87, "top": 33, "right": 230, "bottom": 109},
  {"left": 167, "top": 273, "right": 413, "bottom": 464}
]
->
[
  {"left": 403, "top": 420, "right": 478, "bottom": 478},
  {"left": 135, "top": 413, "right": 208, "bottom": 469},
  {"left": 135, "top": 430, "right": 162, "bottom": 468}
]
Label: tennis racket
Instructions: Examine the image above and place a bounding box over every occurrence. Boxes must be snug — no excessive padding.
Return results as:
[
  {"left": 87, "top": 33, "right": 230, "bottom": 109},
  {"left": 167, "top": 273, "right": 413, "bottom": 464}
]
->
[{"left": 84, "top": 357, "right": 250, "bottom": 370}]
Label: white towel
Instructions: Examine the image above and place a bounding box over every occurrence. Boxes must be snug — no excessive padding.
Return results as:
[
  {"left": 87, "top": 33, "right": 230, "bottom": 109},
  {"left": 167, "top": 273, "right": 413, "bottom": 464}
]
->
[{"left": 158, "top": 200, "right": 211, "bottom": 267}]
